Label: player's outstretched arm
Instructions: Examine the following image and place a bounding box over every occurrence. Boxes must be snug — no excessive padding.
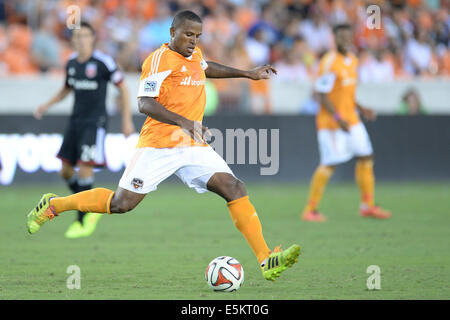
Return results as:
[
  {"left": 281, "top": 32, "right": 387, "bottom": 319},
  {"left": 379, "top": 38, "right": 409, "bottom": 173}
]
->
[
  {"left": 205, "top": 61, "right": 277, "bottom": 80},
  {"left": 34, "top": 86, "right": 72, "bottom": 120},
  {"left": 137, "top": 97, "right": 209, "bottom": 143}
]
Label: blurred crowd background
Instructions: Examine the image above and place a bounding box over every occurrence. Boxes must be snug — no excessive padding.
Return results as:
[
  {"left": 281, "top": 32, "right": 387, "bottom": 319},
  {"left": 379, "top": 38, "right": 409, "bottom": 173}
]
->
[{"left": 0, "top": 0, "right": 448, "bottom": 114}]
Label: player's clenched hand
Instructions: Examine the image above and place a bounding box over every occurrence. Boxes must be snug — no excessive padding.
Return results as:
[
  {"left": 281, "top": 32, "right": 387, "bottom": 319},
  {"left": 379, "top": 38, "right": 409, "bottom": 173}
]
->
[
  {"left": 337, "top": 119, "right": 350, "bottom": 132},
  {"left": 179, "top": 119, "right": 211, "bottom": 144},
  {"left": 34, "top": 104, "right": 49, "bottom": 120},
  {"left": 359, "top": 107, "right": 377, "bottom": 122},
  {"left": 122, "top": 120, "right": 135, "bottom": 137},
  {"left": 247, "top": 64, "right": 277, "bottom": 80}
]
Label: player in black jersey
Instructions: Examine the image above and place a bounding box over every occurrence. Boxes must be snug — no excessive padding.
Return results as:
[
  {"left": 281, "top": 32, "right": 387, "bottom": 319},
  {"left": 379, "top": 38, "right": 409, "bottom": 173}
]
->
[{"left": 34, "top": 22, "right": 135, "bottom": 238}]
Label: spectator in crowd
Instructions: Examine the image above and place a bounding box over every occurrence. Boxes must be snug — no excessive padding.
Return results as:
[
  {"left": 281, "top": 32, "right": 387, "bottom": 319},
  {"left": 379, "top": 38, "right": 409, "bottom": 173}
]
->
[
  {"left": 403, "top": 28, "right": 434, "bottom": 76},
  {"left": 0, "top": 24, "right": 7, "bottom": 75},
  {"left": 0, "top": 22, "right": 36, "bottom": 73},
  {"left": 245, "top": 27, "right": 272, "bottom": 115},
  {"left": 0, "top": 0, "right": 6, "bottom": 24},
  {"left": 211, "top": 31, "right": 252, "bottom": 114},
  {"left": 273, "top": 40, "right": 309, "bottom": 83},
  {"left": 398, "top": 87, "right": 427, "bottom": 115},
  {"left": 248, "top": 3, "right": 282, "bottom": 47},
  {"left": 245, "top": 27, "right": 270, "bottom": 66},
  {"left": 299, "top": 8, "right": 333, "bottom": 57},
  {"left": 138, "top": 1, "right": 172, "bottom": 57},
  {"left": 359, "top": 48, "right": 395, "bottom": 83},
  {"left": 104, "top": 6, "right": 134, "bottom": 57},
  {"left": 431, "top": 8, "right": 449, "bottom": 73},
  {"left": 31, "top": 15, "right": 61, "bottom": 72}
]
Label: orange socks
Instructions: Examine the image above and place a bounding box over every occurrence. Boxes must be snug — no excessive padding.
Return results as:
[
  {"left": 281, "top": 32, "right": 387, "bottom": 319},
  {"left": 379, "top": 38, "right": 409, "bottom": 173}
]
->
[
  {"left": 303, "top": 165, "right": 335, "bottom": 213},
  {"left": 355, "top": 159, "right": 375, "bottom": 207},
  {"left": 50, "top": 188, "right": 115, "bottom": 215},
  {"left": 227, "top": 196, "right": 271, "bottom": 264}
]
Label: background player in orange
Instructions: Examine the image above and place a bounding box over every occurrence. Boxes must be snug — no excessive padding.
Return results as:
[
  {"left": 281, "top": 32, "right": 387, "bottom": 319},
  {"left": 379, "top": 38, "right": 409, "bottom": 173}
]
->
[
  {"left": 34, "top": 22, "right": 135, "bottom": 238},
  {"left": 27, "top": 11, "right": 300, "bottom": 281},
  {"left": 301, "top": 23, "right": 391, "bottom": 222}
]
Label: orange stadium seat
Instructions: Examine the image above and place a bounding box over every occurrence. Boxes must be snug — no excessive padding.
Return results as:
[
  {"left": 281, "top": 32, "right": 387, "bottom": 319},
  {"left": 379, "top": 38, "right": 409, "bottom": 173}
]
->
[
  {"left": 1, "top": 24, "right": 38, "bottom": 74},
  {"left": 8, "top": 24, "right": 32, "bottom": 51},
  {"left": 1, "top": 47, "right": 38, "bottom": 74}
]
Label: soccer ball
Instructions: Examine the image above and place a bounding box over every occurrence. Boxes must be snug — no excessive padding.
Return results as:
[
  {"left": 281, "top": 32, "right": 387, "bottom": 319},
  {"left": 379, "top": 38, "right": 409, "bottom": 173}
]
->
[{"left": 205, "top": 256, "right": 244, "bottom": 292}]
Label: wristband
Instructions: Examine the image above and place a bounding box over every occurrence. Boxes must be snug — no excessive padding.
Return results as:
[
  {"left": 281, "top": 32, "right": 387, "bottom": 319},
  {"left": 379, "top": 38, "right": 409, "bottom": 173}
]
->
[{"left": 333, "top": 113, "right": 341, "bottom": 121}]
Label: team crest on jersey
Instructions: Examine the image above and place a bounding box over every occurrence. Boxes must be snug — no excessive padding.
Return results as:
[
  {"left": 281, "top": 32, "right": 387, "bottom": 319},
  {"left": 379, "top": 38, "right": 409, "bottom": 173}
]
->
[
  {"left": 85, "top": 62, "right": 97, "bottom": 78},
  {"left": 200, "top": 59, "right": 208, "bottom": 70},
  {"left": 344, "top": 57, "right": 352, "bottom": 66},
  {"left": 144, "top": 80, "right": 157, "bottom": 92},
  {"left": 68, "top": 67, "right": 75, "bottom": 76},
  {"left": 131, "top": 178, "right": 144, "bottom": 190}
]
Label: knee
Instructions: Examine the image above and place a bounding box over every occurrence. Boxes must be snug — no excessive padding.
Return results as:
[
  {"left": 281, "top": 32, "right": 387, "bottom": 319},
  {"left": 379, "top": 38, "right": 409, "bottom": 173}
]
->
[
  {"left": 60, "top": 166, "right": 74, "bottom": 180},
  {"left": 227, "top": 178, "right": 247, "bottom": 200},
  {"left": 319, "top": 165, "right": 336, "bottom": 175},
  {"left": 357, "top": 155, "right": 374, "bottom": 163},
  {"left": 110, "top": 196, "right": 135, "bottom": 214}
]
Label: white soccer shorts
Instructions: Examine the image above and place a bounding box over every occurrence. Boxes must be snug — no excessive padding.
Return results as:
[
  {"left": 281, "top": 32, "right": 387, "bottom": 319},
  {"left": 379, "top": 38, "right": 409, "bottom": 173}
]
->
[
  {"left": 118, "top": 146, "right": 234, "bottom": 194},
  {"left": 317, "top": 122, "right": 373, "bottom": 166}
]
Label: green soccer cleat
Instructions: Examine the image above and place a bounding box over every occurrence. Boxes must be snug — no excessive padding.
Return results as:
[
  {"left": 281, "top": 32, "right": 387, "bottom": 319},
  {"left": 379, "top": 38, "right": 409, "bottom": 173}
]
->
[
  {"left": 261, "top": 244, "right": 301, "bottom": 281},
  {"left": 27, "top": 193, "right": 58, "bottom": 234},
  {"left": 64, "top": 221, "right": 85, "bottom": 239},
  {"left": 82, "top": 212, "right": 103, "bottom": 237}
]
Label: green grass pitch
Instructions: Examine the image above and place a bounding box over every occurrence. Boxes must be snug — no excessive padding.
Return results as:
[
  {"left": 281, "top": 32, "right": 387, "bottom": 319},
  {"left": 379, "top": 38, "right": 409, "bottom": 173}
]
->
[{"left": 1, "top": 182, "right": 449, "bottom": 299}]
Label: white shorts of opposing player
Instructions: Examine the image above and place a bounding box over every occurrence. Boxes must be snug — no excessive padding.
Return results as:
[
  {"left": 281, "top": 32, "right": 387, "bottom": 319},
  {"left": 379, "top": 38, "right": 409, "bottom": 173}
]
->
[
  {"left": 318, "top": 122, "right": 373, "bottom": 166},
  {"left": 119, "top": 146, "right": 234, "bottom": 194}
]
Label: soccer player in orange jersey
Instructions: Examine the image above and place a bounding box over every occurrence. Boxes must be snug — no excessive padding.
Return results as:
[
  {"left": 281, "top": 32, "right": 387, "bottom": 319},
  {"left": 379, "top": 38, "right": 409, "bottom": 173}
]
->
[
  {"left": 27, "top": 11, "right": 300, "bottom": 281},
  {"left": 301, "top": 23, "right": 391, "bottom": 222}
]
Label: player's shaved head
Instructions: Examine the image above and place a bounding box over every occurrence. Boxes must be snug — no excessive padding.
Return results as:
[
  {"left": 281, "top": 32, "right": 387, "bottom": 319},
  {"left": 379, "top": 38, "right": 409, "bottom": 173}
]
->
[
  {"left": 171, "top": 10, "right": 202, "bottom": 30},
  {"left": 169, "top": 10, "right": 203, "bottom": 57}
]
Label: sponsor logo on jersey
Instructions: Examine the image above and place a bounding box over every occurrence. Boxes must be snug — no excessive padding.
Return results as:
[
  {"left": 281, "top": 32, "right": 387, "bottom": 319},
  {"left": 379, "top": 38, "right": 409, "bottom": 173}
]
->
[
  {"left": 179, "top": 76, "right": 205, "bottom": 86},
  {"left": 344, "top": 57, "right": 352, "bottom": 66},
  {"left": 144, "top": 80, "right": 157, "bottom": 92},
  {"left": 68, "top": 78, "right": 99, "bottom": 90},
  {"left": 131, "top": 178, "right": 144, "bottom": 190},
  {"left": 85, "top": 62, "right": 97, "bottom": 78}
]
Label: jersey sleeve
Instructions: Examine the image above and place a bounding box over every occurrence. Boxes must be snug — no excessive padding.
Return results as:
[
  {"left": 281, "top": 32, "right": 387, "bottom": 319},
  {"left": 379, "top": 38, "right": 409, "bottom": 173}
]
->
[
  {"left": 109, "top": 67, "right": 124, "bottom": 86},
  {"left": 106, "top": 61, "right": 124, "bottom": 86},
  {"left": 314, "top": 53, "right": 337, "bottom": 94},
  {"left": 137, "top": 49, "right": 173, "bottom": 98},
  {"left": 95, "top": 52, "right": 124, "bottom": 86}
]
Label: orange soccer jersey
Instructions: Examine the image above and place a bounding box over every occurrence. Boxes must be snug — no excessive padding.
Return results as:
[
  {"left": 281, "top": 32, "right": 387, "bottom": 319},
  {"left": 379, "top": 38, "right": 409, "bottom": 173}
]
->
[
  {"left": 136, "top": 43, "right": 209, "bottom": 148},
  {"left": 315, "top": 51, "right": 360, "bottom": 130}
]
